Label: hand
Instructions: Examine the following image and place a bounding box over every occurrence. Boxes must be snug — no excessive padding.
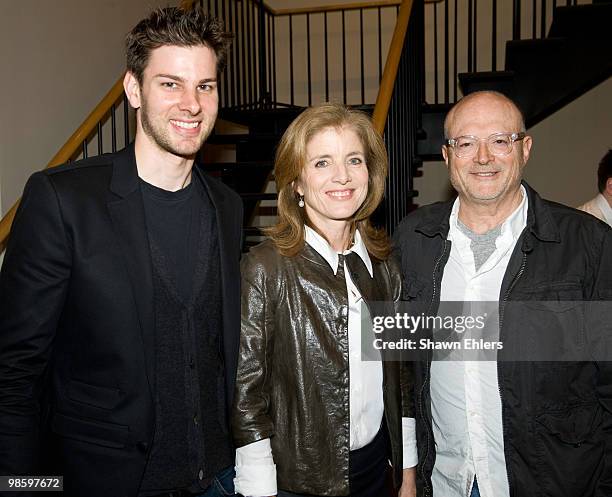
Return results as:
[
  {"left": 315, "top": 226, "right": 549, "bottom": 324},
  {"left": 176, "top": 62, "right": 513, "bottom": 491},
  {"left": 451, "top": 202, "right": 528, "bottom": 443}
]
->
[{"left": 398, "top": 467, "right": 416, "bottom": 497}]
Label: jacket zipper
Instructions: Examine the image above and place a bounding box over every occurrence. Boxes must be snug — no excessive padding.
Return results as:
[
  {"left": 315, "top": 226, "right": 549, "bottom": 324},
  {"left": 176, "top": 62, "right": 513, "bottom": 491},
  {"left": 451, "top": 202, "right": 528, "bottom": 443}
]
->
[
  {"left": 419, "top": 239, "right": 449, "bottom": 497},
  {"left": 497, "top": 251, "right": 526, "bottom": 497},
  {"left": 499, "top": 252, "right": 526, "bottom": 330}
]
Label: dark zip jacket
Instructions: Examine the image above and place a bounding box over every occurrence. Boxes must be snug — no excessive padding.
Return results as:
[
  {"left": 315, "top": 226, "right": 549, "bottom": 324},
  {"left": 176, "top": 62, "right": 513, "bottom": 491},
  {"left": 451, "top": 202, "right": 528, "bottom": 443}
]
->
[{"left": 393, "top": 182, "right": 612, "bottom": 497}]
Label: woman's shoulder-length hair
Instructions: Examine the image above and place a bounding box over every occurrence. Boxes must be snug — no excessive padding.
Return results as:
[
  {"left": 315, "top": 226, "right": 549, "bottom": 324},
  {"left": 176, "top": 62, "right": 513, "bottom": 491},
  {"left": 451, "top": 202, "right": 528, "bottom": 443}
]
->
[{"left": 264, "top": 102, "right": 391, "bottom": 260}]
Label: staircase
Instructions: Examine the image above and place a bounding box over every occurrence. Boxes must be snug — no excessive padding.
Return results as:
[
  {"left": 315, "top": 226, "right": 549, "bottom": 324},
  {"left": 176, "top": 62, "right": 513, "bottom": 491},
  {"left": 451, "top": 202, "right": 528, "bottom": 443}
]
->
[
  {"left": 207, "top": 0, "right": 612, "bottom": 240},
  {"left": 204, "top": 109, "right": 302, "bottom": 247},
  {"left": 192, "top": 0, "right": 413, "bottom": 245},
  {"left": 418, "top": 0, "right": 612, "bottom": 161}
]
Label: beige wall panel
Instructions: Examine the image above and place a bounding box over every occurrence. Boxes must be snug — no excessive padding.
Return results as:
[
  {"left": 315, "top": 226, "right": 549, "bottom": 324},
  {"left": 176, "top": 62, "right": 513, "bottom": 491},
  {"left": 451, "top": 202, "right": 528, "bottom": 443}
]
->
[
  {"left": 524, "top": 77, "right": 612, "bottom": 208},
  {"left": 0, "top": 0, "right": 173, "bottom": 214}
]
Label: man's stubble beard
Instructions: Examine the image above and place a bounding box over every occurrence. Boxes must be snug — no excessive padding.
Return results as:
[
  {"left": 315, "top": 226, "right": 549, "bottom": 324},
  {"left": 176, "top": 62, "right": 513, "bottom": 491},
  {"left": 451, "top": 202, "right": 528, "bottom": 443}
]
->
[
  {"left": 451, "top": 159, "right": 525, "bottom": 205},
  {"left": 139, "top": 99, "right": 216, "bottom": 159}
]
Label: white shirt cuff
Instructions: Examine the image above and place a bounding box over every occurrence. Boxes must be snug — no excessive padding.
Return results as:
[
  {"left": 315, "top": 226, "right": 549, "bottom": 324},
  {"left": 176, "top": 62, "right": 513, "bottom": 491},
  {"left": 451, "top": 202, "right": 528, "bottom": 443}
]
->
[
  {"left": 234, "top": 438, "right": 277, "bottom": 497},
  {"left": 402, "top": 417, "right": 418, "bottom": 468}
]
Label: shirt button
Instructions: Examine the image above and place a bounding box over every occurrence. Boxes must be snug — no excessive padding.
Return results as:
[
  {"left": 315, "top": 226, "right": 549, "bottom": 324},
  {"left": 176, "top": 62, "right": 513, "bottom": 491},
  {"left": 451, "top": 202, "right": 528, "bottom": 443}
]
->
[{"left": 198, "top": 469, "right": 204, "bottom": 480}]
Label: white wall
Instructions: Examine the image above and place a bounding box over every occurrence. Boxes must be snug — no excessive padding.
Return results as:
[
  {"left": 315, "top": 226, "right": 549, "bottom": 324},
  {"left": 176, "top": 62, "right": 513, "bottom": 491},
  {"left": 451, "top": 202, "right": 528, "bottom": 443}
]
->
[
  {"left": 525, "top": 78, "right": 612, "bottom": 208},
  {"left": 0, "top": 0, "right": 173, "bottom": 215}
]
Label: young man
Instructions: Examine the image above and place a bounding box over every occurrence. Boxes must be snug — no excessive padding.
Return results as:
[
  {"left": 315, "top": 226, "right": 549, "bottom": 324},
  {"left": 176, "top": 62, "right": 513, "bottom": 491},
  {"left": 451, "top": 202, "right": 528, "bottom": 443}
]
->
[
  {"left": 0, "top": 7, "right": 242, "bottom": 497},
  {"left": 394, "top": 91, "right": 612, "bottom": 497}
]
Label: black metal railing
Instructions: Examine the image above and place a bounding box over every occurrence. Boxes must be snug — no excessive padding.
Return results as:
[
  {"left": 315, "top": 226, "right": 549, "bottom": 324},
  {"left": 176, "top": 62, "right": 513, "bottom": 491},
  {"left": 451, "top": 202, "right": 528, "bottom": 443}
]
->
[
  {"left": 72, "top": 92, "right": 134, "bottom": 163},
  {"left": 271, "top": 5, "right": 400, "bottom": 108},
  {"left": 195, "top": 0, "right": 401, "bottom": 110},
  {"left": 195, "top": 0, "right": 271, "bottom": 109},
  {"left": 424, "top": 0, "right": 590, "bottom": 105},
  {"left": 381, "top": 0, "right": 424, "bottom": 233}
]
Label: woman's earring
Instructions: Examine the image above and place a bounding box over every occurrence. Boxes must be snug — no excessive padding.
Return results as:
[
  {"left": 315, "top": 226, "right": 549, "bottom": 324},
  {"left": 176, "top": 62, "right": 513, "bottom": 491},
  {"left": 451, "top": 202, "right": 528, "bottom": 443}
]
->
[{"left": 298, "top": 195, "right": 305, "bottom": 208}]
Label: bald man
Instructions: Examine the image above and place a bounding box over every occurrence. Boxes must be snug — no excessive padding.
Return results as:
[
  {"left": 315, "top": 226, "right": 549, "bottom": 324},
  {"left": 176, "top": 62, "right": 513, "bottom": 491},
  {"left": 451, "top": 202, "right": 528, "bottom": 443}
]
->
[{"left": 394, "top": 91, "right": 612, "bottom": 497}]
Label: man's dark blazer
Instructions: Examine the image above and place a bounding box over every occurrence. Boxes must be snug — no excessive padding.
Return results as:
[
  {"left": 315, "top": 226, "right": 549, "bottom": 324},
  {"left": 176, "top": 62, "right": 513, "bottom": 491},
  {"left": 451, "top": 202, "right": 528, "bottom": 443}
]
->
[{"left": 0, "top": 144, "right": 243, "bottom": 497}]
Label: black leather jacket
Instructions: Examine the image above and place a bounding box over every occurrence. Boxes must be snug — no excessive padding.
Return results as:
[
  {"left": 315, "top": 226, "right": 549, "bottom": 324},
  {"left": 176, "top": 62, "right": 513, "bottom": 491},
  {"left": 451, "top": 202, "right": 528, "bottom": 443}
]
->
[
  {"left": 394, "top": 182, "right": 612, "bottom": 497},
  {"left": 232, "top": 239, "right": 413, "bottom": 496}
]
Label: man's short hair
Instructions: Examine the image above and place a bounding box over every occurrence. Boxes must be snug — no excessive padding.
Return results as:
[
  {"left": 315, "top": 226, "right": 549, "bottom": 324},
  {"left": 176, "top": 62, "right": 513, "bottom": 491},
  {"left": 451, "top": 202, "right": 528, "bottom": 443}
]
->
[
  {"left": 598, "top": 150, "right": 612, "bottom": 193},
  {"left": 126, "top": 6, "right": 233, "bottom": 84}
]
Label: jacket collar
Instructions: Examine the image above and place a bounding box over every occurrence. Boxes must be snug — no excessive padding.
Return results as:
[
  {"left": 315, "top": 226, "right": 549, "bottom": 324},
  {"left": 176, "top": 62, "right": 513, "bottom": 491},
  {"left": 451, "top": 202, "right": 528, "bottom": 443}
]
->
[
  {"left": 109, "top": 144, "right": 219, "bottom": 200},
  {"left": 414, "top": 200, "right": 453, "bottom": 238},
  {"left": 107, "top": 144, "right": 154, "bottom": 395},
  {"left": 192, "top": 163, "right": 227, "bottom": 213},
  {"left": 522, "top": 181, "right": 561, "bottom": 243},
  {"left": 304, "top": 226, "right": 373, "bottom": 277},
  {"left": 414, "top": 180, "right": 560, "bottom": 244},
  {"left": 109, "top": 143, "right": 139, "bottom": 198}
]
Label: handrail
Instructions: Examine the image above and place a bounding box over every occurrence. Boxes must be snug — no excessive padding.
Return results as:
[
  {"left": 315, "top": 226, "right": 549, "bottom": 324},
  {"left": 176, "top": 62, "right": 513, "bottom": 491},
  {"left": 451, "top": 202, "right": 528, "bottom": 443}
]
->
[
  {"left": 0, "top": 75, "right": 126, "bottom": 251},
  {"left": 372, "top": 0, "right": 414, "bottom": 134},
  {"left": 181, "top": 0, "right": 411, "bottom": 16},
  {"left": 272, "top": 1, "right": 401, "bottom": 16},
  {"left": 181, "top": 0, "right": 278, "bottom": 15}
]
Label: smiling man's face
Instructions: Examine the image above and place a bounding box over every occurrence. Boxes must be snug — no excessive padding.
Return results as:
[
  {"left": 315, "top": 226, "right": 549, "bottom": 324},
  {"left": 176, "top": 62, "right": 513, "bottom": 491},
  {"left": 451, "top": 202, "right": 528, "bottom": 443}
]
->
[
  {"left": 442, "top": 93, "right": 532, "bottom": 209},
  {"left": 125, "top": 44, "right": 218, "bottom": 160}
]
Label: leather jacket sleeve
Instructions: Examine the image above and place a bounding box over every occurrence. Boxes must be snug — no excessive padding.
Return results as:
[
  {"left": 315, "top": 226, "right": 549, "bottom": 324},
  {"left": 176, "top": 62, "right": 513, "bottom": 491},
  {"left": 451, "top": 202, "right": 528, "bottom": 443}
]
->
[
  {"left": 400, "top": 361, "right": 415, "bottom": 419},
  {"left": 232, "top": 247, "right": 277, "bottom": 447},
  {"left": 389, "top": 254, "right": 415, "bottom": 419}
]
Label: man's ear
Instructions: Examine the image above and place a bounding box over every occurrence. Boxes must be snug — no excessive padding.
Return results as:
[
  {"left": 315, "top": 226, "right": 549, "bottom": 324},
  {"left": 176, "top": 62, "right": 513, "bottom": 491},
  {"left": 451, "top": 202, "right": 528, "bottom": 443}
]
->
[
  {"left": 442, "top": 145, "right": 449, "bottom": 167},
  {"left": 521, "top": 135, "right": 533, "bottom": 164},
  {"left": 123, "top": 71, "right": 142, "bottom": 110}
]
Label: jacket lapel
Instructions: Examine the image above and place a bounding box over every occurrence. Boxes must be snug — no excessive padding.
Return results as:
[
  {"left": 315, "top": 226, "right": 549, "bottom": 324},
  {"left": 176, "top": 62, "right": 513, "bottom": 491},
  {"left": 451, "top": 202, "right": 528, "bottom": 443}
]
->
[
  {"left": 194, "top": 166, "right": 241, "bottom": 407},
  {"left": 107, "top": 145, "right": 155, "bottom": 392}
]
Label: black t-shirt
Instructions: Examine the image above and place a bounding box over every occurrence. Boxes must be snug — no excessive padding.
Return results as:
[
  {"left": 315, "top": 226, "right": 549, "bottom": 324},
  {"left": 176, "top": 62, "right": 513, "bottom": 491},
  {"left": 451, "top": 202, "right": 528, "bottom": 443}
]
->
[{"left": 140, "top": 177, "right": 203, "bottom": 303}]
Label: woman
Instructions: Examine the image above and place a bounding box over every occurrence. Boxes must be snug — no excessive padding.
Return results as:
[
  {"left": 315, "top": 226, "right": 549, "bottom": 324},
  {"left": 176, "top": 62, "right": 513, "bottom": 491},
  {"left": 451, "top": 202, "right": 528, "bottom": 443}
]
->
[{"left": 232, "top": 103, "right": 416, "bottom": 497}]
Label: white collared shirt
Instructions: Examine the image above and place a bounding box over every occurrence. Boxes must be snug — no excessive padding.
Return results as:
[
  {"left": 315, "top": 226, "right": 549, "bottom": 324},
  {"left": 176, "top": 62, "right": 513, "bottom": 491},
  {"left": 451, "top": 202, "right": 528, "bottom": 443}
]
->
[
  {"left": 430, "top": 187, "right": 528, "bottom": 497},
  {"left": 234, "top": 227, "right": 417, "bottom": 497},
  {"left": 594, "top": 194, "right": 612, "bottom": 226},
  {"left": 578, "top": 194, "right": 612, "bottom": 226}
]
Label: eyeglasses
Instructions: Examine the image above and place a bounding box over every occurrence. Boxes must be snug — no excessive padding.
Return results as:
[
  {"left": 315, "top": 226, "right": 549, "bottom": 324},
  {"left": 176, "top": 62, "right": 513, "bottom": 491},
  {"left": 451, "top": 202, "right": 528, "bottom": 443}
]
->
[{"left": 446, "top": 132, "right": 526, "bottom": 158}]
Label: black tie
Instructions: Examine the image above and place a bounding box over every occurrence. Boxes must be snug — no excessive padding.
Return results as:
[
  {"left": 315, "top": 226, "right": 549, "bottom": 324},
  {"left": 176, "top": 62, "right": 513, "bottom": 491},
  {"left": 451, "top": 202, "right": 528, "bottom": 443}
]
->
[{"left": 343, "top": 252, "right": 384, "bottom": 303}]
